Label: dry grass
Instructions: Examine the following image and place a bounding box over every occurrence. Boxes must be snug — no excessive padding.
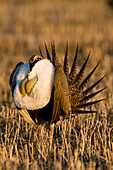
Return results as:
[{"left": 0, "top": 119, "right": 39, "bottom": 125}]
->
[
  {"left": 0, "top": 0, "right": 113, "bottom": 169},
  {"left": 0, "top": 103, "right": 113, "bottom": 169}
]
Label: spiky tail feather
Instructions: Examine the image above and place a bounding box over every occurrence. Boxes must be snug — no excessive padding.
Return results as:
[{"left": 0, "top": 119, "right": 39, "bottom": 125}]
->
[
  {"left": 64, "top": 42, "right": 69, "bottom": 79},
  {"left": 39, "top": 46, "right": 44, "bottom": 58},
  {"left": 69, "top": 44, "right": 78, "bottom": 80},
  {"left": 44, "top": 42, "right": 51, "bottom": 61}
]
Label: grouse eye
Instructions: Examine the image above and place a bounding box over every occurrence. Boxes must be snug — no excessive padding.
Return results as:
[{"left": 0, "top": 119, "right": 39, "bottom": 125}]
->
[
  {"left": 29, "top": 55, "right": 36, "bottom": 63},
  {"left": 31, "top": 58, "right": 34, "bottom": 62}
]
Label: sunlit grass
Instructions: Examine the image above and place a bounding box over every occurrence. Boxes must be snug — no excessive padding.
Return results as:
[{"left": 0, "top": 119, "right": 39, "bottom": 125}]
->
[{"left": 0, "top": 101, "right": 113, "bottom": 169}]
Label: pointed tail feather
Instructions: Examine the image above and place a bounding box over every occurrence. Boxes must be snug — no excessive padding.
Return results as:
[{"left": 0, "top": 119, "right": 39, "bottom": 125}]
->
[
  {"left": 83, "top": 75, "right": 107, "bottom": 95},
  {"left": 72, "top": 109, "right": 98, "bottom": 114},
  {"left": 64, "top": 42, "right": 69, "bottom": 78},
  {"left": 79, "top": 61, "right": 100, "bottom": 90},
  {"left": 74, "top": 99, "right": 105, "bottom": 108},
  {"left": 69, "top": 44, "right": 78, "bottom": 79},
  {"left": 39, "top": 46, "right": 44, "bottom": 58},
  {"left": 51, "top": 41, "right": 56, "bottom": 66},
  {"left": 45, "top": 42, "right": 51, "bottom": 61},
  {"left": 73, "top": 52, "right": 90, "bottom": 84},
  {"left": 80, "top": 87, "right": 107, "bottom": 103}
]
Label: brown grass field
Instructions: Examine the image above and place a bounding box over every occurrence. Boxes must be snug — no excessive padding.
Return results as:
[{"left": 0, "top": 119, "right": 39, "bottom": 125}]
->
[{"left": 0, "top": 0, "right": 113, "bottom": 169}]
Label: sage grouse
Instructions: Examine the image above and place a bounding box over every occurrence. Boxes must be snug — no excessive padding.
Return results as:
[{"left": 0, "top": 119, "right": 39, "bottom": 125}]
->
[{"left": 9, "top": 43, "right": 106, "bottom": 125}]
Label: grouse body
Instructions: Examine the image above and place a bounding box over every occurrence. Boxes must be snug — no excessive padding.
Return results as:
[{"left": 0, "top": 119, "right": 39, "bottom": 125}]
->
[{"left": 9, "top": 43, "right": 106, "bottom": 125}]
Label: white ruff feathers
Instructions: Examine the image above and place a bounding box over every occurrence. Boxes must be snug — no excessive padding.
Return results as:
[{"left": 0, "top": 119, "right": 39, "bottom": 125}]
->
[{"left": 14, "top": 59, "right": 55, "bottom": 110}]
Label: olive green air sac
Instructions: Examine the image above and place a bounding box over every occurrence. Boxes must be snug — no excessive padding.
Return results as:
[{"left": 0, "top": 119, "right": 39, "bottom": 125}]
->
[
  {"left": 25, "top": 76, "right": 38, "bottom": 95},
  {"left": 19, "top": 77, "right": 28, "bottom": 96}
]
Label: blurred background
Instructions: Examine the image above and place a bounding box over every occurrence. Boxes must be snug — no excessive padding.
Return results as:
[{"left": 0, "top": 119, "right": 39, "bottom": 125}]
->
[{"left": 0, "top": 0, "right": 113, "bottom": 106}]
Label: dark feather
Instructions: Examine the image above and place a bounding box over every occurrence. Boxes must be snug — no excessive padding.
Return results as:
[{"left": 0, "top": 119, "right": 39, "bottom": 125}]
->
[
  {"left": 80, "top": 87, "right": 107, "bottom": 103},
  {"left": 45, "top": 43, "right": 51, "bottom": 61},
  {"left": 51, "top": 42, "right": 56, "bottom": 66},
  {"left": 64, "top": 42, "right": 69, "bottom": 78},
  {"left": 72, "top": 109, "right": 97, "bottom": 114},
  {"left": 73, "top": 52, "right": 90, "bottom": 85},
  {"left": 83, "top": 75, "right": 107, "bottom": 95},
  {"left": 39, "top": 46, "right": 44, "bottom": 58},
  {"left": 79, "top": 61, "right": 100, "bottom": 90},
  {"left": 69, "top": 44, "right": 78, "bottom": 80},
  {"left": 75, "top": 99, "right": 105, "bottom": 108}
]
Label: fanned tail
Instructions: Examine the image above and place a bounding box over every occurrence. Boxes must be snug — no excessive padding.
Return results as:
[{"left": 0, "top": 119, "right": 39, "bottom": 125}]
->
[
  {"left": 43, "top": 43, "right": 106, "bottom": 121},
  {"left": 64, "top": 45, "right": 106, "bottom": 116}
]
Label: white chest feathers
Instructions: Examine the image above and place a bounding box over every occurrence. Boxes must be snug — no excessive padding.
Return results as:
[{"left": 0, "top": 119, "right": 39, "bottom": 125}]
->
[{"left": 13, "top": 59, "right": 55, "bottom": 110}]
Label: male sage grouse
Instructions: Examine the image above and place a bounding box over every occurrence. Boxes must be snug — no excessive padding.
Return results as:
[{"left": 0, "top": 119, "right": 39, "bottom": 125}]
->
[{"left": 9, "top": 42, "right": 106, "bottom": 125}]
